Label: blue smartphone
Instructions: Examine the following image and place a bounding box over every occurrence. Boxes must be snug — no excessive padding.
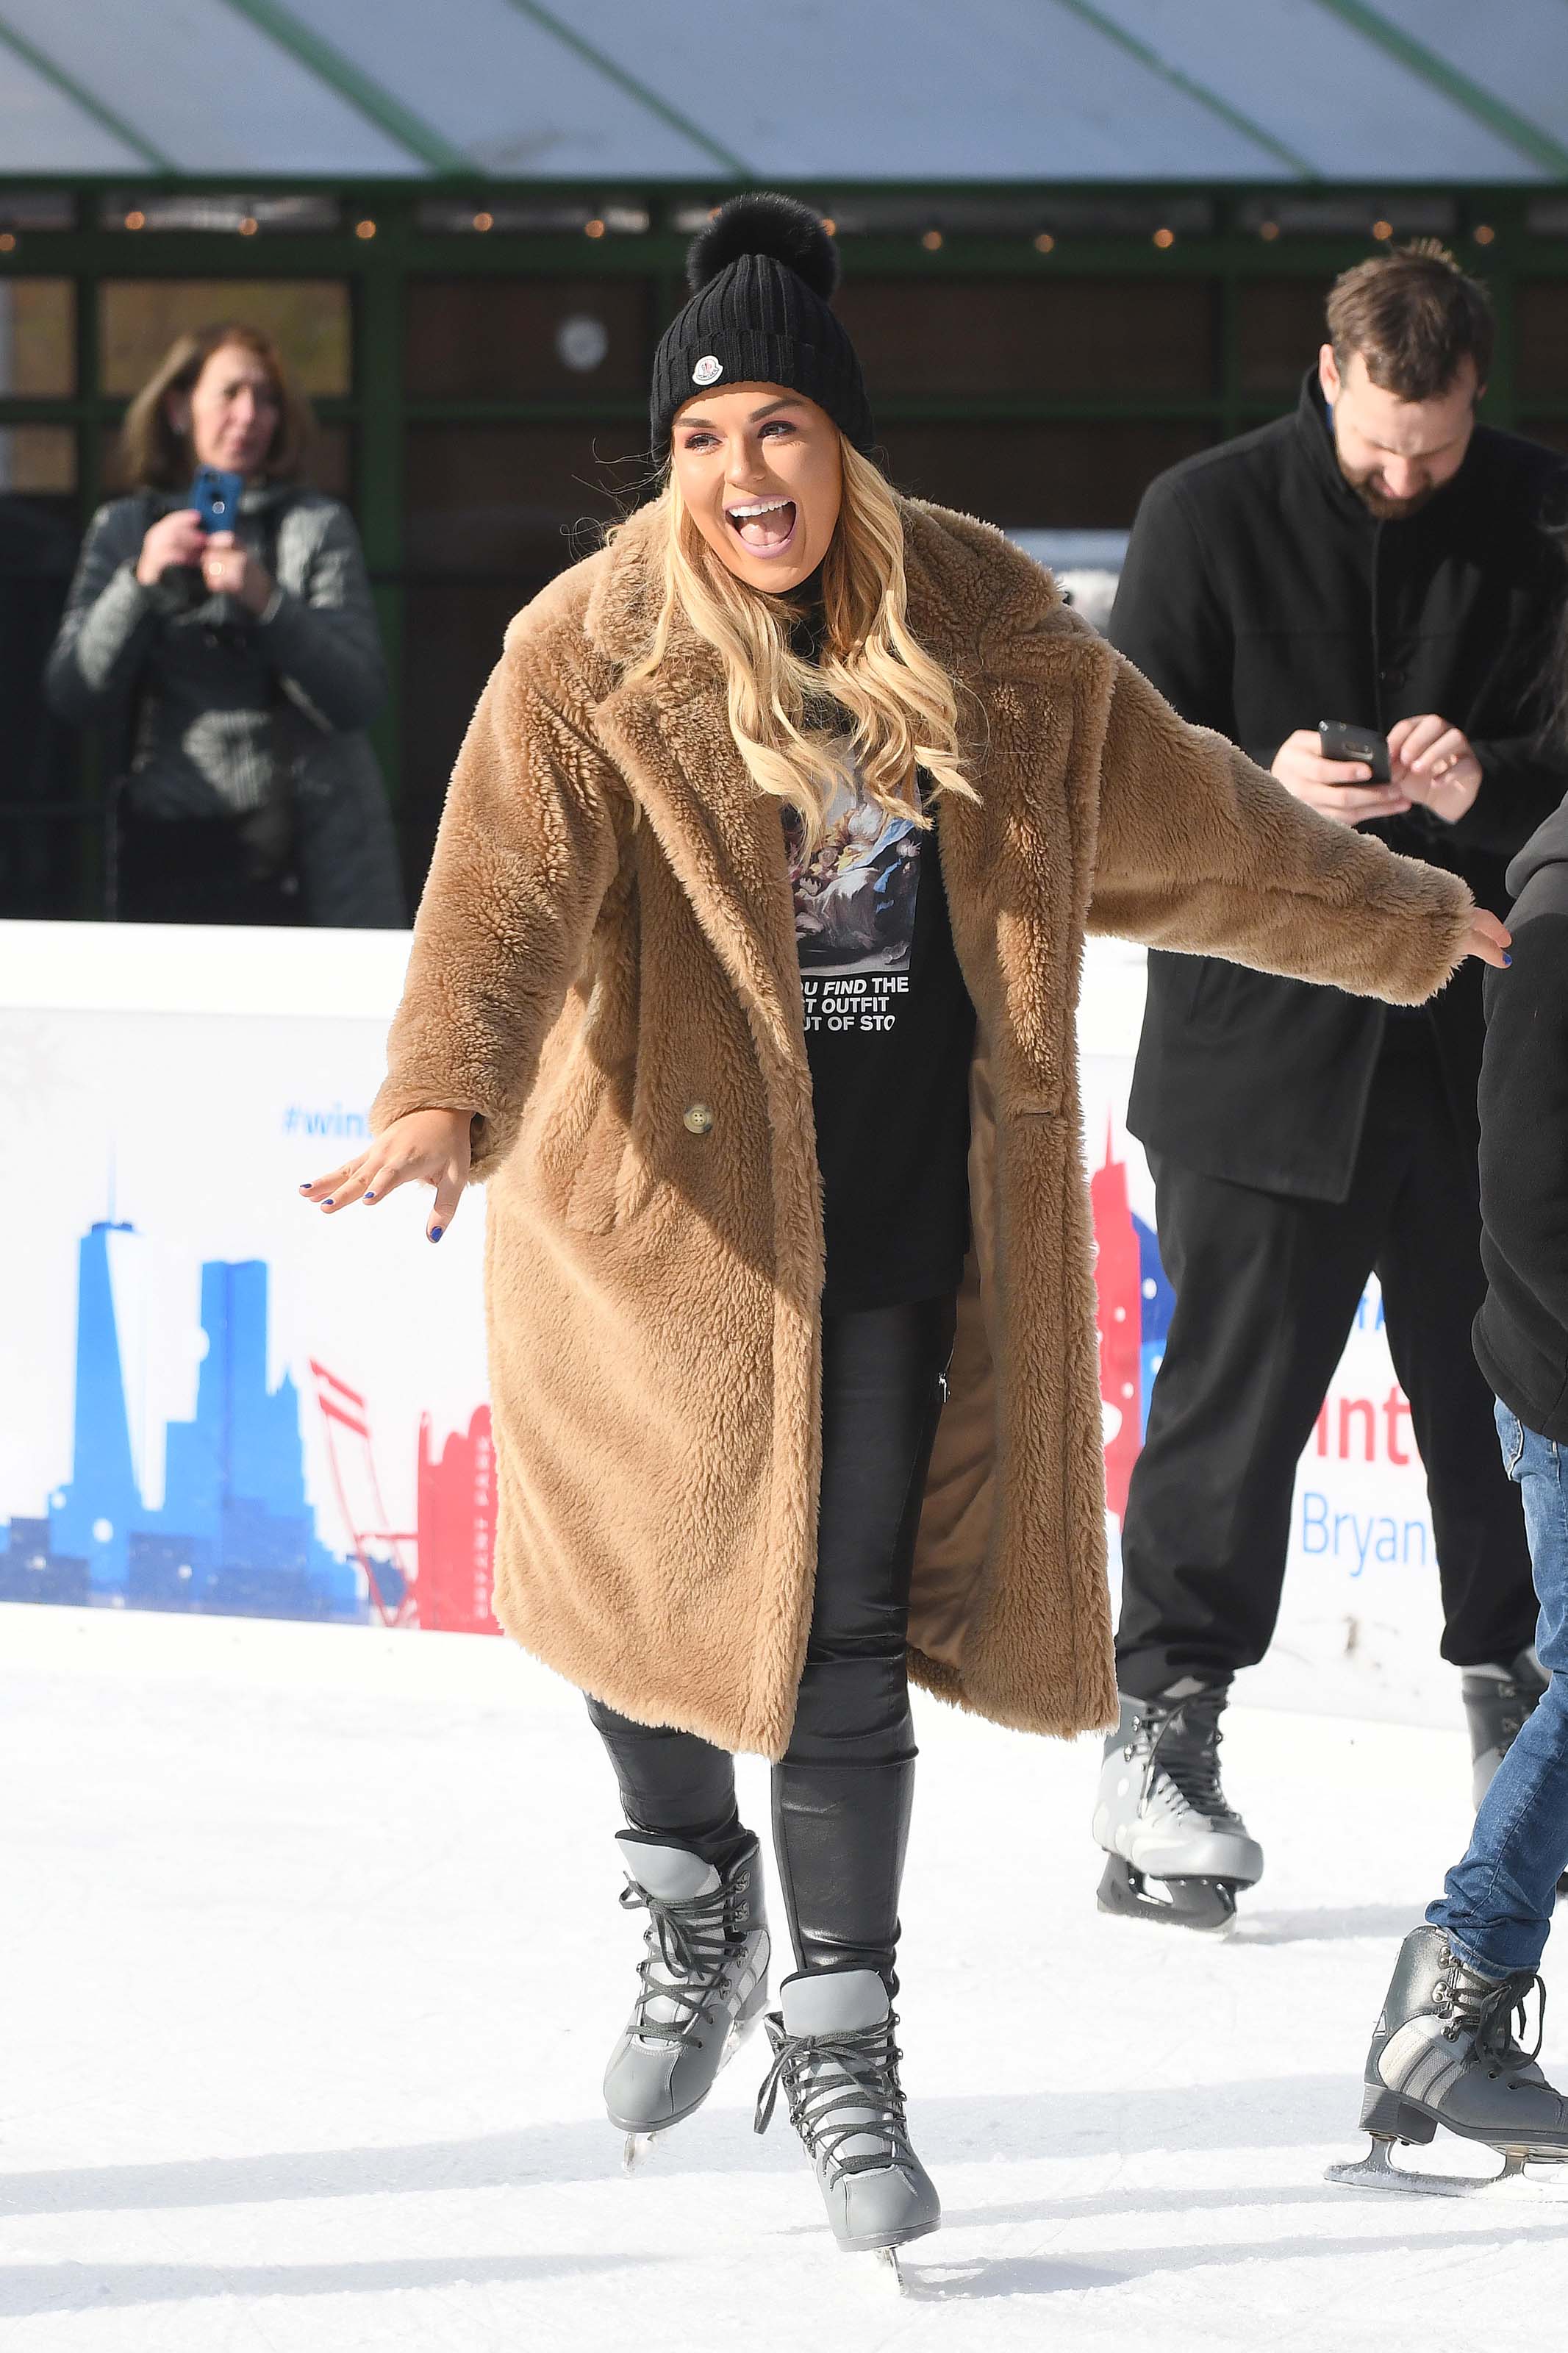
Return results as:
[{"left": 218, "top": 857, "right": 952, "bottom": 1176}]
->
[{"left": 190, "top": 464, "right": 244, "bottom": 534}]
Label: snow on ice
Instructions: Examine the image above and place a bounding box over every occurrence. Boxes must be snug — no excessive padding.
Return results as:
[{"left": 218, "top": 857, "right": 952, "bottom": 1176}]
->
[{"left": 4, "top": 1600, "right": 1567, "bottom": 2351}]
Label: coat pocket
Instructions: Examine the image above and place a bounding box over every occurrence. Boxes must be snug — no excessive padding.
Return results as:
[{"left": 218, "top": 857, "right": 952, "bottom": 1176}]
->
[{"left": 561, "top": 1069, "right": 666, "bottom": 1235}]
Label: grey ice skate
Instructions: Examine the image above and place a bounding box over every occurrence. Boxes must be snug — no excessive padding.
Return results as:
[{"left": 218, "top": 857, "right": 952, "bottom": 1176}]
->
[
  {"left": 604, "top": 1829, "right": 769, "bottom": 2166},
  {"left": 754, "top": 1968, "right": 939, "bottom": 2277},
  {"left": 1463, "top": 1647, "right": 1548, "bottom": 1807},
  {"left": 1092, "top": 1682, "right": 1263, "bottom": 1933},
  {"left": 1328, "top": 1924, "right": 1568, "bottom": 2196}
]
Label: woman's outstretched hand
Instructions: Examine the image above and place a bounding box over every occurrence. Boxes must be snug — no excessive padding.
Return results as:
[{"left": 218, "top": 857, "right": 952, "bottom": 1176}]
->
[
  {"left": 299, "top": 1107, "right": 473, "bottom": 1243},
  {"left": 1465, "top": 909, "right": 1512, "bottom": 971}
]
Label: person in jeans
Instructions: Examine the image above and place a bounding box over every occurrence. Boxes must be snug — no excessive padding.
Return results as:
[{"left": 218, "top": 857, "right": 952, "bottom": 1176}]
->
[
  {"left": 301, "top": 194, "right": 1504, "bottom": 2263},
  {"left": 1347, "top": 790, "right": 1568, "bottom": 2179},
  {"left": 46, "top": 321, "right": 403, "bottom": 926}
]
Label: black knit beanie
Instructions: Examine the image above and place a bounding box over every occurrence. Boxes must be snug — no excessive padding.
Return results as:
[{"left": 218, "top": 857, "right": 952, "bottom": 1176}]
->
[{"left": 650, "top": 192, "right": 874, "bottom": 460}]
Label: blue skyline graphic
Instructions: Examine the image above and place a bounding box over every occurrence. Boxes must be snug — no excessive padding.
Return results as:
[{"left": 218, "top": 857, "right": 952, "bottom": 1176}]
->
[{"left": 1, "top": 1221, "right": 362, "bottom": 1621}]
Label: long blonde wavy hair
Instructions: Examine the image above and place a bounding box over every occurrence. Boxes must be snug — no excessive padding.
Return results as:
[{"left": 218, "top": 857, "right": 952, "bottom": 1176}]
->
[{"left": 626, "top": 435, "right": 976, "bottom": 847}]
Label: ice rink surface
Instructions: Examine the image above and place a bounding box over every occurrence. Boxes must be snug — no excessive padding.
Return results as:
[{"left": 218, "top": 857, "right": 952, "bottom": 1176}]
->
[{"left": 4, "top": 1602, "right": 1566, "bottom": 2352}]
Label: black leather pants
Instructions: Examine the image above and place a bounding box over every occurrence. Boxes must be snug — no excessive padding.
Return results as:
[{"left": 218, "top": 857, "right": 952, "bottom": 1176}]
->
[{"left": 587, "top": 1291, "right": 956, "bottom": 1989}]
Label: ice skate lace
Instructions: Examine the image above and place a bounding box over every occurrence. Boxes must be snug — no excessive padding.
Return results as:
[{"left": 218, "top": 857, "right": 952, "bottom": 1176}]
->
[
  {"left": 1131, "top": 1694, "right": 1236, "bottom": 1824},
  {"left": 753, "top": 2014, "right": 914, "bottom": 2179},
  {"left": 1434, "top": 1946, "right": 1546, "bottom": 2073},
  {"left": 620, "top": 1878, "right": 736, "bottom": 2049}
]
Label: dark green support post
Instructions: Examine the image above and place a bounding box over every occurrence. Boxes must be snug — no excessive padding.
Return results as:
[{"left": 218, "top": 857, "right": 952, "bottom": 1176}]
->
[
  {"left": 1217, "top": 228, "right": 1242, "bottom": 447},
  {"left": 1475, "top": 196, "right": 1526, "bottom": 436},
  {"left": 76, "top": 260, "right": 106, "bottom": 917},
  {"left": 353, "top": 202, "right": 408, "bottom": 868}
]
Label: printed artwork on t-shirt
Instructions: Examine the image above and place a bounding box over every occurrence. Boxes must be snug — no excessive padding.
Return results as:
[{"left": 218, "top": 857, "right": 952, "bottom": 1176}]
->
[{"left": 784, "top": 774, "right": 922, "bottom": 1055}]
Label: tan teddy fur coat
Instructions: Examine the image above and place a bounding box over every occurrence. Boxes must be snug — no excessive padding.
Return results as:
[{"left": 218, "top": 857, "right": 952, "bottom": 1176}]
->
[{"left": 373, "top": 495, "right": 1474, "bottom": 1760}]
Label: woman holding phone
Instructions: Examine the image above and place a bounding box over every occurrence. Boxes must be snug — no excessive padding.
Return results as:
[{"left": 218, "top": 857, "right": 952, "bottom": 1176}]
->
[
  {"left": 303, "top": 196, "right": 1506, "bottom": 2268},
  {"left": 47, "top": 321, "right": 402, "bottom": 926}
]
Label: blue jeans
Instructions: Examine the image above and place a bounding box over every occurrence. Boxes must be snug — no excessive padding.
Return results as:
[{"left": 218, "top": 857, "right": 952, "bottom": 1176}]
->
[{"left": 1427, "top": 1400, "right": 1568, "bottom": 1979}]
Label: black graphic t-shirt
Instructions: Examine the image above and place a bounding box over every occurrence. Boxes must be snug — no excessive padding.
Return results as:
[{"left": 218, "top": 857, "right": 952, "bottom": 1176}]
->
[{"left": 784, "top": 768, "right": 977, "bottom": 1309}]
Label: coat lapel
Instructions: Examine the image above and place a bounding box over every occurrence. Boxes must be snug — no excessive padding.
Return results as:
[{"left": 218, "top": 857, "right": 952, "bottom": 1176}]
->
[
  {"left": 902, "top": 502, "right": 1100, "bottom": 1115},
  {"left": 597, "top": 674, "right": 806, "bottom": 1079},
  {"left": 585, "top": 510, "right": 806, "bottom": 1079}
]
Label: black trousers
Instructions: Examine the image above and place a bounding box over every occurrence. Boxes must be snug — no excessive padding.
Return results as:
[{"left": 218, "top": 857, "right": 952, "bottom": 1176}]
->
[
  {"left": 118, "top": 809, "right": 300, "bottom": 926},
  {"left": 588, "top": 1291, "right": 956, "bottom": 1989},
  {"left": 1117, "top": 1017, "right": 1535, "bottom": 1699}
]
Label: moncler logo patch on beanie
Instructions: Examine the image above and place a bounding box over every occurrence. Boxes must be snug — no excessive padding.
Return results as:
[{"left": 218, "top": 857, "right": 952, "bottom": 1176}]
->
[{"left": 649, "top": 191, "right": 875, "bottom": 459}]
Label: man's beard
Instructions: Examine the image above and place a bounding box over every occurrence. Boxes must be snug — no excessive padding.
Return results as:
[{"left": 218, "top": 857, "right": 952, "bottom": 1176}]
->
[{"left": 1337, "top": 460, "right": 1440, "bottom": 521}]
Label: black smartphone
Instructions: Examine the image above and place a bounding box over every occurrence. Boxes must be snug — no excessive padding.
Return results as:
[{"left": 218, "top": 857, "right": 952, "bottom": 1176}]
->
[{"left": 1318, "top": 720, "right": 1391, "bottom": 784}]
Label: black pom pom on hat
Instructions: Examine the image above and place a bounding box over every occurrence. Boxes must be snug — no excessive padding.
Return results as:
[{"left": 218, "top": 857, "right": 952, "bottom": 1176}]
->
[
  {"left": 649, "top": 190, "right": 873, "bottom": 459},
  {"left": 685, "top": 191, "right": 840, "bottom": 301}
]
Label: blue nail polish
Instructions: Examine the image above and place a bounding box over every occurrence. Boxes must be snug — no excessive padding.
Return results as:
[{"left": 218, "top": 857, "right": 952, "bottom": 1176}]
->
[
  {"left": 429, "top": 1225, "right": 443, "bottom": 1242},
  {"left": 298, "top": 1181, "right": 312, "bottom": 1191},
  {"left": 1504, "top": 952, "right": 1514, "bottom": 967},
  {"left": 364, "top": 1190, "right": 376, "bottom": 1202},
  {"left": 322, "top": 1198, "right": 334, "bottom": 1207}
]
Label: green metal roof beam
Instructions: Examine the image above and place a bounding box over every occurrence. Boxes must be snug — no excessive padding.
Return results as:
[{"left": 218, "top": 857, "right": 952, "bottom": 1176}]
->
[
  {"left": 501, "top": 0, "right": 751, "bottom": 179},
  {"left": 1309, "top": 0, "right": 1568, "bottom": 177},
  {"left": 219, "top": 0, "right": 473, "bottom": 176},
  {"left": 0, "top": 8, "right": 175, "bottom": 172},
  {"left": 1049, "top": 0, "right": 1320, "bottom": 180}
]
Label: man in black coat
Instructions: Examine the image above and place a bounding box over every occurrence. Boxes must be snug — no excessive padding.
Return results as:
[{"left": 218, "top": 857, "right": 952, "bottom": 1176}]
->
[{"left": 1092, "top": 243, "right": 1568, "bottom": 1931}]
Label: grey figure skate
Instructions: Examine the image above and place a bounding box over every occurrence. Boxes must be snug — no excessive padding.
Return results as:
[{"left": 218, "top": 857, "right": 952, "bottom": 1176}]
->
[
  {"left": 604, "top": 1829, "right": 769, "bottom": 2169},
  {"left": 1092, "top": 1682, "right": 1263, "bottom": 1933},
  {"left": 1467, "top": 1638, "right": 1551, "bottom": 1797},
  {"left": 1328, "top": 1924, "right": 1568, "bottom": 2196},
  {"left": 1460, "top": 1650, "right": 1568, "bottom": 1895},
  {"left": 754, "top": 1968, "right": 939, "bottom": 2285},
  {"left": 1463, "top": 1646, "right": 1549, "bottom": 1807}
]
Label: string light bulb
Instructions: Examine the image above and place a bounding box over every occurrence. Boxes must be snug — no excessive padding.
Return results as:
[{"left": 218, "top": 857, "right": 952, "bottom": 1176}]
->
[
  {"left": 1371, "top": 218, "right": 1394, "bottom": 242},
  {"left": 1474, "top": 223, "right": 1496, "bottom": 246},
  {"left": 920, "top": 228, "right": 943, "bottom": 251},
  {"left": 354, "top": 218, "right": 376, "bottom": 240},
  {"left": 584, "top": 217, "right": 606, "bottom": 239},
  {"left": 473, "top": 210, "right": 493, "bottom": 233},
  {"left": 1034, "top": 231, "right": 1056, "bottom": 253},
  {"left": 1153, "top": 226, "right": 1175, "bottom": 249}
]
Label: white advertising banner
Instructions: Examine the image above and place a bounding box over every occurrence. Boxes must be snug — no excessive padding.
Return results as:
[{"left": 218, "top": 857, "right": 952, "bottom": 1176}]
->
[
  {"left": 0, "top": 922, "right": 493, "bottom": 1635},
  {"left": 0, "top": 922, "right": 1448, "bottom": 1718}
]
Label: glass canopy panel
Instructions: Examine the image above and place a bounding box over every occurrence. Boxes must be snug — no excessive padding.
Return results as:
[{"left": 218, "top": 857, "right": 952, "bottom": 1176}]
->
[
  {"left": 837, "top": 278, "right": 1219, "bottom": 397},
  {"left": 1517, "top": 283, "right": 1568, "bottom": 395},
  {"left": 1236, "top": 277, "right": 1334, "bottom": 399},
  {"left": 0, "top": 281, "right": 75, "bottom": 396},
  {"left": 405, "top": 279, "right": 653, "bottom": 399},
  {"left": 99, "top": 282, "right": 351, "bottom": 400},
  {"left": 876, "top": 418, "right": 1216, "bottom": 530}
]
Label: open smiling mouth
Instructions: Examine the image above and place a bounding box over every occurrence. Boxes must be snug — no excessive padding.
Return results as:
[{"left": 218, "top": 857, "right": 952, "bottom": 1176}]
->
[{"left": 726, "top": 497, "right": 798, "bottom": 555}]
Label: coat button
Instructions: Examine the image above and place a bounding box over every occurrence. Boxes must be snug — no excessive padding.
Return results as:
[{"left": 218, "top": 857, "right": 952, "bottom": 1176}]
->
[
  {"left": 683, "top": 1102, "right": 715, "bottom": 1136},
  {"left": 1381, "top": 665, "right": 1407, "bottom": 689}
]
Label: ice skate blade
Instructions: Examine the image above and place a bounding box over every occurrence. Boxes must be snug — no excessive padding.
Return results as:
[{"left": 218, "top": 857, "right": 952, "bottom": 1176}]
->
[
  {"left": 623, "top": 2132, "right": 657, "bottom": 2174},
  {"left": 1327, "top": 2135, "right": 1550, "bottom": 2199},
  {"left": 877, "top": 2248, "right": 906, "bottom": 2293},
  {"left": 1096, "top": 1854, "right": 1239, "bottom": 1935}
]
